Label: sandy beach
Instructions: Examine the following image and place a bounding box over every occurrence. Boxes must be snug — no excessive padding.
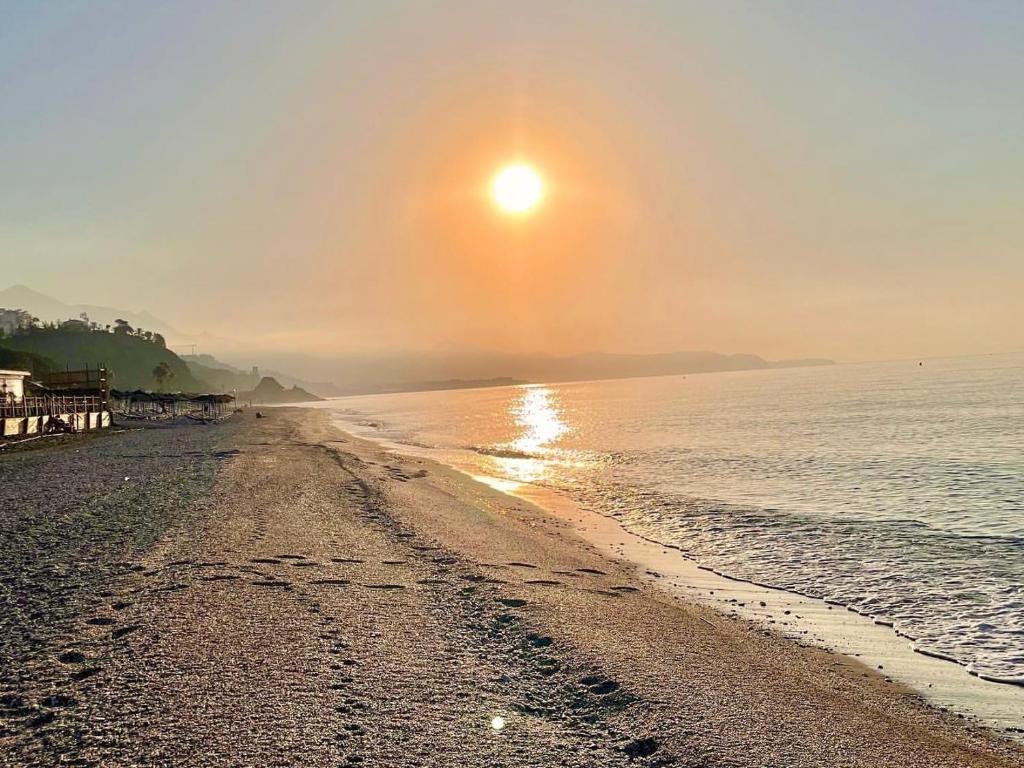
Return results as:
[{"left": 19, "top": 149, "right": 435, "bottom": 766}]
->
[{"left": 2, "top": 408, "right": 1022, "bottom": 767}]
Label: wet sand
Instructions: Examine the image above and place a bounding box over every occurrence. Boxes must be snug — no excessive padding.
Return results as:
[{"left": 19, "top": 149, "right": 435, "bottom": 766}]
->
[{"left": 1, "top": 408, "right": 1022, "bottom": 767}]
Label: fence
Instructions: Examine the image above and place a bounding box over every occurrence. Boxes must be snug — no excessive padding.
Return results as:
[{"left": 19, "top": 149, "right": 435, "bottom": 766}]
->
[
  {"left": 1, "top": 394, "right": 110, "bottom": 438},
  {"left": 0, "top": 393, "right": 106, "bottom": 419}
]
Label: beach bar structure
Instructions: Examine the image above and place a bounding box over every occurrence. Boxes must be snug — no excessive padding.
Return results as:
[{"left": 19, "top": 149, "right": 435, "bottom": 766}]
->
[{"left": 1, "top": 367, "right": 112, "bottom": 439}]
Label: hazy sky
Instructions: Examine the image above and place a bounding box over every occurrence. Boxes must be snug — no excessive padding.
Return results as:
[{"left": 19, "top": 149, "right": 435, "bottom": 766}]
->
[{"left": 2, "top": 1, "right": 1022, "bottom": 363}]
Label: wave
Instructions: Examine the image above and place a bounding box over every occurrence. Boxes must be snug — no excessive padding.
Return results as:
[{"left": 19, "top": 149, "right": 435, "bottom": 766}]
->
[{"left": 469, "top": 445, "right": 541, "bottom": 460}]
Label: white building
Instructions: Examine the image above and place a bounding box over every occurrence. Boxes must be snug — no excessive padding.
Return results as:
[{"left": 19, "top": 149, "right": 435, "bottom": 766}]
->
[{"left": 0, "top": 369, "right": 30, "bottom": 406}]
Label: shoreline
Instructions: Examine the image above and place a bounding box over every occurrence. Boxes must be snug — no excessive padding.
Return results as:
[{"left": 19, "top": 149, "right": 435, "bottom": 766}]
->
[
  {"left": 321, "top": 407, "right": 1024, "bottom": 738},
  {"left": 3, "top": 408, "right": 1022, "bottom": 766}
]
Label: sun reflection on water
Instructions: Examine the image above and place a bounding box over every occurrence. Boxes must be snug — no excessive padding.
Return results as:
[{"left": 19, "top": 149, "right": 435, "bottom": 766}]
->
[
  {"left": 485, "top": 386, "right": 569, "bottom": 488},
  {"left": 511, "top": 387, "right": 568, "bottom": 454}
]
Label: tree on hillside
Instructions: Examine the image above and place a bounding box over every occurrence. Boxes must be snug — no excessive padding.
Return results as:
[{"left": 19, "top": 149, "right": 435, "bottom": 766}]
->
[
  {"left": 152, "top": 333, "right": 166, "bottom": 348},
  {"left": 113, "top": 318, "right": 133, "bottom": 335},
  {"left": 153, "top": 361, "right": 174, "bottom": 392}
]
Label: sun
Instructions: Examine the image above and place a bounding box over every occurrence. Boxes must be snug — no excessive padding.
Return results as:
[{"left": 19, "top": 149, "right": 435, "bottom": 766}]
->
[{"left": 492, "top": 163, "right": 544, "bottom": 214}]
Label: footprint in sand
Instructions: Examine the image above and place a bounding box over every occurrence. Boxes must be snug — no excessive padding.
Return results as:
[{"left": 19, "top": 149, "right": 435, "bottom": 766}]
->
[
  {"left": 576, "top": 567, "right": 607, "bottom": 575},
  {"left": 524, "top": 579, "right": 561, "bottom": 586},
  {"left": 497, "top": 598, "right": 528, "bottom": 607},
  {"left": 251, "top": 558, "right": 282, "bottom": 565},
  {"left": 70, "top": 666, "right": 102, "bottom": 682},
  {"left": 361, "top": 583, "right": 406, "bottom": 590},
  {"left": 623, "top": 737, "right": 660, "bottom": 759},
  {"left": 39, "top": 694, "right": 77, "bottom": 709},
  {"left": 581, "top": 675, "right": 620, "bottom": 695},
  {"left": 507, "top": 562, "right": 538, "bottom": 569},
  {"left": 610, "top": 585, "right": 639, "bottom": 593},
  {"left": 331, "top": 558, "right": 365, "bottom": 564},
  {"left": 152, "top": 583, "right": 187, "bottom": 593},
  {"left": 252, "top": 580, "right": 291, "bottom": 588}
]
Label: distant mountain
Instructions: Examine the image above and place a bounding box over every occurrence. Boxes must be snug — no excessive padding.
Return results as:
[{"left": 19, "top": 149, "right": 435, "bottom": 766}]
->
[
  {"left": 262, "top": 370, "right": 346, "bottom": 398},
  {"left": 238, "top": 377, "right": 323, "bottom": 404},
  {"left": 1, "top": 285, "right": 834, "bottom": 397},
  {"left": 181, "top": 354, "right": 258, "bottom": 393},
  {"left": 0, "top": 284, "right": 180, "bottom": 338},
  {"left": 181, "top": 353, "right": 342, "bottom": 398},
  {"left": 509, "top": 350, "right": 833, "bottom": 383},
  {"left": 386, "top": 377, "right": 528, "bottom": 394},
  {"left": 253, "top": 349, "right": 835, "bottom": 396}
]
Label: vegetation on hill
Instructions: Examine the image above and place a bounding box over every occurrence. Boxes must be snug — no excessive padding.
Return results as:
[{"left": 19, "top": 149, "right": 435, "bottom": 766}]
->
[
  {"left": 0, "top": 314, "right": 202, "bottom": 391},
  {"left": 0, "top": 347, "right": 57, "bottom": 378}
]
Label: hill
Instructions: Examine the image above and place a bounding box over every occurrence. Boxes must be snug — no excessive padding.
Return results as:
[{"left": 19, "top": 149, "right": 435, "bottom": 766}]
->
[
  {"left": 0, "top": 326, "right": 203, "bottom": 391},
  {"left": 252, "top": 349, "right": 835, "bottom": 396},
  {"left": 518, "top": 351, "right": 834, "bottom": 382},
  {"left": 181, "top": 353, "right": 342, "bottom": 398},
  {"left": 182, "top": 354, "right": 259, "bottom": 393},
  {"left": 0, "top": 284, "right": 179, "bottom": 339},
  {"left": 391, "top": 377, "right": 528, "bottom": 393},
  {"left": 0, "top": 347, "right": 57, "bottom": 378},
  {"left": 237, "top": 377, "right": 323, "bottom": 404}
]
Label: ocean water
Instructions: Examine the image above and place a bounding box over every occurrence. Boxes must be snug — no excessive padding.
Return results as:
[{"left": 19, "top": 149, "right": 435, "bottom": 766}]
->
[{"left": 318, "top": 353, "right": 1024, "bottom": 685}]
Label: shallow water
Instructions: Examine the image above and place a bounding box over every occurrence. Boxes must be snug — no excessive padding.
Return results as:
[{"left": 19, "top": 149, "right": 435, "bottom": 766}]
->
[{"left": 315, "top": 353, "right": 1024, "bottom": 685}]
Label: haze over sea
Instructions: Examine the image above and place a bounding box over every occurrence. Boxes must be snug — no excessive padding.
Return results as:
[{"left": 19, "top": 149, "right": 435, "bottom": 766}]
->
[{"left": 322, "top": 352, "right": 1024, "bottom": 686}]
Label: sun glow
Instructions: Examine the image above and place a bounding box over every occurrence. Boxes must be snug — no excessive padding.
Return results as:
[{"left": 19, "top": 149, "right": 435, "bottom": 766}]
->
[{"left": 492, "top": 163, "right": 544, "bottom": 214}]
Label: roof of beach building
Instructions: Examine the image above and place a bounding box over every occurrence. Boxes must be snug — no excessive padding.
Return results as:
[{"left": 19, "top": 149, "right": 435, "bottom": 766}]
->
[{"left": 111, "top": 389, "right": 234, "bottom": 403}]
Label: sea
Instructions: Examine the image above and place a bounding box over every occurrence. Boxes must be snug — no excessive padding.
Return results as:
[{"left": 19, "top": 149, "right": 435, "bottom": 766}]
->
[{"left": 315, "top": 353, "right": 1024, "bottom": 687}]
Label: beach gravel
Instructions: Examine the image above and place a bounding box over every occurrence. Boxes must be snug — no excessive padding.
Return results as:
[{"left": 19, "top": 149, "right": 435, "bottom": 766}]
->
[{"left": 1, "top": 409, "right": 1021, "bottom": 767}]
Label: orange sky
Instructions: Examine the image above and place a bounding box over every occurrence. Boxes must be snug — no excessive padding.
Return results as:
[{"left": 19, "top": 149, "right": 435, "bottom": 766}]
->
[{"left": 3, "top": 2, "right": 1023, "bottom": 365}]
